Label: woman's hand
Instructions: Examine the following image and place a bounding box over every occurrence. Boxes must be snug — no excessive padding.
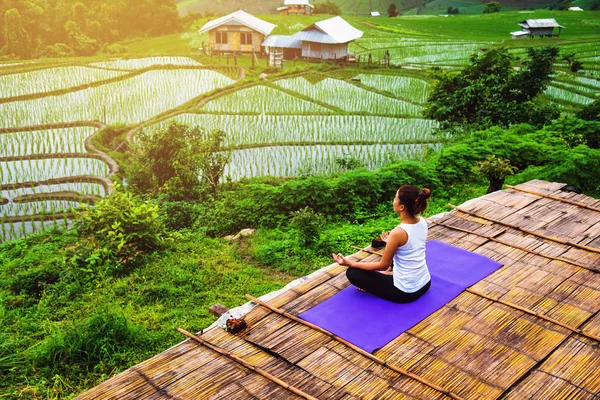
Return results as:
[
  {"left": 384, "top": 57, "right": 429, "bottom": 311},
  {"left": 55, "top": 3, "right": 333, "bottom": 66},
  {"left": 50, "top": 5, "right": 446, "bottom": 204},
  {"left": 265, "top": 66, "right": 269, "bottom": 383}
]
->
[
  {"left": 381, "top": 231, "right": 390, "bottom": 242},
  {"left": 332, "top": 253, "right": 350, "bottom": 266}
]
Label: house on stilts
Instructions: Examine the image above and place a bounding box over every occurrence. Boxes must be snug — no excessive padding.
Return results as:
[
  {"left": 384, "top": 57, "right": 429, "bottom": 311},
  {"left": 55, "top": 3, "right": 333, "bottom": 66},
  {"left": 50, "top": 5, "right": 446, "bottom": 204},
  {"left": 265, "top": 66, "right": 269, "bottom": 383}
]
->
[
  {"left": 198, "top": 10, "right": 276, "bottom": 55},
  {"left": 277, "top": 0, "right": 314, "bottom": 15},
  {"left": 262, "top": 16, "right": 363, "bottom": 65}
]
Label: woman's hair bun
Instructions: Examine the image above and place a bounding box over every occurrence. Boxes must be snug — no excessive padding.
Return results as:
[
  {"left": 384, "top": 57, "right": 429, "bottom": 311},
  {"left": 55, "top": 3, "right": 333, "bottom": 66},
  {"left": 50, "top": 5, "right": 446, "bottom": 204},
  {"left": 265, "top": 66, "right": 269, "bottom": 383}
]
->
[{"left": 419, "top": 188, "right": 432, "bottom": 200}]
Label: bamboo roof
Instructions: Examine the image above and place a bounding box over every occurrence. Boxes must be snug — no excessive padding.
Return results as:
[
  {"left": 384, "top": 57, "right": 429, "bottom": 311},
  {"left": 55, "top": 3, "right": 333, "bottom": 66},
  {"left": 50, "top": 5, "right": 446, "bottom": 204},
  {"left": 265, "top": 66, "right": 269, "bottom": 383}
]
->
[{"left": 77, "top": 180, "right": 600, "bottom": 399}]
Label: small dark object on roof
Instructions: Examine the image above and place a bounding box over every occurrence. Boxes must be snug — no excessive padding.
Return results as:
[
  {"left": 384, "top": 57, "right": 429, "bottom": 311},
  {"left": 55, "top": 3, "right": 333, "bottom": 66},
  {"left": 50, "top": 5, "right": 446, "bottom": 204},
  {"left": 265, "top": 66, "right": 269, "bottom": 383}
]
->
[
  {"left": 226, "top": 317, "right": 247, "bottom": 334},
  {"left": 562, "top": 185, "right": 580, "bottom": 193},
  {"left": 371, "top": 238, "right": 386, "bottom": 249}
]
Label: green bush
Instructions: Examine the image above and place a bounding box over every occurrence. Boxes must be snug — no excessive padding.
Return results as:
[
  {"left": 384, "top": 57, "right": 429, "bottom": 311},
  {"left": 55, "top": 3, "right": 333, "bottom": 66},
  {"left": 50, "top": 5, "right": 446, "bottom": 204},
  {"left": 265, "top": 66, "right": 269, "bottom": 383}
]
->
[
  {"left": 515, "top": 145, "right": 600, "bottom": 194},
  {"left": 31, "top": 305, "right": 155, "bottom": 374},
  {"left": 291, "top": 207, "right": 325, "bottom": 247},
  {"left": 71, "top": 187, "right": 173, "bottom": 274}
]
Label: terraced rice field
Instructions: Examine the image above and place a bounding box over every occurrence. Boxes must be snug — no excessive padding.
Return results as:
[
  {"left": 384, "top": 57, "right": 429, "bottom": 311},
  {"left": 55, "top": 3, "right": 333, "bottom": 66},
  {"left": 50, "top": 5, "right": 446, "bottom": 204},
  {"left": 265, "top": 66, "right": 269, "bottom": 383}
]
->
[
  {"left": 0, "top": 69, "right": 234, "bottom": 127},
  {"left": 0, "top": 66, "right": 127, "bottom": 98},
  {"left": 1, "top": 10, "right": 599, "bottom": 241},
  {"left": 89, "top": 56, "right": 202, "bottom": 70},
  {"left": 275, "top": 76, "right": 423, "bottom": 116}
]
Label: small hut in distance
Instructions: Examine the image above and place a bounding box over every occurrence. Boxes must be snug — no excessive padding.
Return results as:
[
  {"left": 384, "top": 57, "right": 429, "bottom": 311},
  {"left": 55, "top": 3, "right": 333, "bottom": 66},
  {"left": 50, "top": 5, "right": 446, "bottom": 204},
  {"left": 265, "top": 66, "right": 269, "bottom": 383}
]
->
[
  {"left": 277, "top": 0, "right": 314, "bottom": 15},
  {"left": 262, "top": 16, "right": 363, "bottom": 65},
  {"left": 515, "top": 19, "right": 564, "bottom": 38},
  {"left": 293, "top": 16, "right": 363, "bottom": 59},
  {"left": 198, "top": 10, "right": 276, "bottom": 54}
]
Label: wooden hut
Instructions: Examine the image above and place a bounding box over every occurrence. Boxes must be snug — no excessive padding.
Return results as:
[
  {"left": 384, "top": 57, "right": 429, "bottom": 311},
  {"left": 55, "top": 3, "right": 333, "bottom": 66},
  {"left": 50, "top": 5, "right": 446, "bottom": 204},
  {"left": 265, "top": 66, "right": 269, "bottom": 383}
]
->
[
  {"left": 262, "top": 35, "right": 303, "bottom": 66},
  {"left": 77, "top": 179, "right": 600, "bottom": 399},
  {"left": 277, "top": 0, "right": 314, "bottom": 15},
  {"left": 517, "top": 19, "right": 564, "bottom": 38},
  {"left": 198, "top": 10, "right": 276, "bottom": 55},
  {"left": 293, "top": 16, "right": 363, "bottom": 60}
]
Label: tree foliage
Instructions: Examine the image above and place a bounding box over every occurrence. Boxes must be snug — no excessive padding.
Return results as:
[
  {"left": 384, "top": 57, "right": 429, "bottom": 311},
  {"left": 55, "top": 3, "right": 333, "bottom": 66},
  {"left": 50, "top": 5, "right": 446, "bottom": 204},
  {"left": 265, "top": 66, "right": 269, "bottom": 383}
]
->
[
  {"left": 472, "top": 155, "right": 517, "bottom": 193},
  {"left": 2, "top": 8, "right": 31, "bottom": 58},
  {"left": 388, "top": 3, "right": 398, "bottom": 17},
  {"left": 424, "top": 46, "right": 560, "bottom": 131},
  {"left": 126, "top": 123, "right": 229, "bottom": 200},
  {"left": 314, "top": 0, "right": 342, "bottom": 15},
  {"left": 0, "top": 0, "right": 181, "bottom": 59},
  {"left": 577, "top": 98, "right": 600, "bottom": 122},
  {"left": 482, "top": 1, "right": 502, "bottom": 13}
]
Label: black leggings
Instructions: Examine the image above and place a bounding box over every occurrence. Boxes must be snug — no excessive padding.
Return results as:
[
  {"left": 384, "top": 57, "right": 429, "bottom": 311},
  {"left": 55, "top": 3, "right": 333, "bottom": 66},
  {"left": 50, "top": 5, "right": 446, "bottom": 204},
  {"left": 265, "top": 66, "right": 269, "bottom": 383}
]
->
[{"left": 346, "top": 268, "right": 431, "bottom": 303}]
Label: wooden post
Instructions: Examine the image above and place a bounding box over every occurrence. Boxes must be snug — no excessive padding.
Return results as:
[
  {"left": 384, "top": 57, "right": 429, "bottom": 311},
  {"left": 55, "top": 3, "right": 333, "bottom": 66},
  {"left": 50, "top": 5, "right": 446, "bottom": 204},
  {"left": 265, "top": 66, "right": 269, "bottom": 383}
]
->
[
  {"left": 209, "top": 303, "right": 229, "bottom": 317},
  {"left": 368, "top": 53, "right": 372, "bottom": 65},
  {"left": 357, "top": 55, "right": 360, "bottom": 68},
  {"left": 252, "top": 51, "right": 255, "bottom": 67},
  {"left": 226, "top": 53, "right": 229, "bottom": 65},
  {"left": 234, "top": 51, "right": 237, "bottom": 66}
]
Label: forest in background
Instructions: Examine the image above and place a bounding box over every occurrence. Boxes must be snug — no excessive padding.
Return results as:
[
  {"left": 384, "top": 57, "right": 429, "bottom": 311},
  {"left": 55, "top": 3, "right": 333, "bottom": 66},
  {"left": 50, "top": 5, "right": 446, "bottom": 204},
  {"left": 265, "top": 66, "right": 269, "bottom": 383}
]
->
[{"left": 0, "top": 0, "right": 181, "bottom": 59}]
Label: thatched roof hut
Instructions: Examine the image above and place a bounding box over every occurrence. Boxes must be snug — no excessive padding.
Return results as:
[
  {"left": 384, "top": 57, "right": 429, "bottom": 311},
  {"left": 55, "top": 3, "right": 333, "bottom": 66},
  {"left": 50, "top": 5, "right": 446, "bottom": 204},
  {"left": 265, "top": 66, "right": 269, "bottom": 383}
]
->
[{"left": 77, "top": 179, "right": 600, "bottom": 399}]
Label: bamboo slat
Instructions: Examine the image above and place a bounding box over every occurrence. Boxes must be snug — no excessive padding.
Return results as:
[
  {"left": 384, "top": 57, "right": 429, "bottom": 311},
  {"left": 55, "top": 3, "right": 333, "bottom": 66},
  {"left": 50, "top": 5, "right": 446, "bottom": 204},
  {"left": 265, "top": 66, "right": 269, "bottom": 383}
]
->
[
  {"left": 536, "top": 336, "right": 600, "bottom": 394},
  {"left": 502, "top": 370, "right": 596, "bottom": 400},
  {"left": 449, "top": 204, "right": 600, "bottom": 255},
  {"left": 467, "top": 289, "right": 600, "bottom": 343},
  {"left": 430, "top": 217, "right": 600, "bottom": 273},
  {"left": 262, "top": 358, "right": 338, "bottom": 398},
  {"left": 507, "top": 184, "right": 600, "bottom": 213},
  {"left": 177, "top": 328, "right": 319, "bottom": 400},
  {"left": 245, "top": 294, "right": 466, "bottom": 400}
]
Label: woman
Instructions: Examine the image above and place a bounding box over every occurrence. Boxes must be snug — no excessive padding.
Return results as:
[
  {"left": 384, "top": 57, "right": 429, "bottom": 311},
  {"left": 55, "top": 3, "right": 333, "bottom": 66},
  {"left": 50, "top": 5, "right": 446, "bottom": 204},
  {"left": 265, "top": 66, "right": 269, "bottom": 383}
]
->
[{"left": 332, "top": 185, "right": 432, "bottom": 303}]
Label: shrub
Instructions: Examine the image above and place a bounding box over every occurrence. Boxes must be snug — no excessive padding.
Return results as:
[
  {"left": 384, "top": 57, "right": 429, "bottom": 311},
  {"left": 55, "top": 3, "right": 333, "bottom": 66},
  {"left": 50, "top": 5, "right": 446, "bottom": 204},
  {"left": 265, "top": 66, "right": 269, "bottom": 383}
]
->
[
  {"left": 31, "top": 306, "right": 155, "bottom": 374},
  {"left": 71, "top": 187, "right": 172, "bottom": 274},
  {"left": 291, "top": 207, "right": 325, "bottom": 247}
]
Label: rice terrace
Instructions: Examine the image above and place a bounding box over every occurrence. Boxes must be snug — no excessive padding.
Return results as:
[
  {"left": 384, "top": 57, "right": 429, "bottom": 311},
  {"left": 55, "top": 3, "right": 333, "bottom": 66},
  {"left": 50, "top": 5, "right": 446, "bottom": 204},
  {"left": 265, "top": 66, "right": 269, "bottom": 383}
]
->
[{"left": 1, "top": 0, "right": 600, "bottom": 398}]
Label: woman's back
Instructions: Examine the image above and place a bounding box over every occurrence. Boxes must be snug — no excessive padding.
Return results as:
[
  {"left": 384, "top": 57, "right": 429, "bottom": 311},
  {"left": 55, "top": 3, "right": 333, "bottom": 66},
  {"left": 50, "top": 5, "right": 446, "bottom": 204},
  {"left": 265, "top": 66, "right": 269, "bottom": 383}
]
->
[{"left": 393, "top": 217, "right": 430, "bottom": 293}]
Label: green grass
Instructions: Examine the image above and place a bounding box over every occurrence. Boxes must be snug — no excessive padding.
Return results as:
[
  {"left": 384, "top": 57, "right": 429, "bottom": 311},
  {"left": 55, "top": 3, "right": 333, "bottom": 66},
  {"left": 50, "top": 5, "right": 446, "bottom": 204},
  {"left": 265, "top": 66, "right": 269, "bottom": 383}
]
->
[
  {"left": 0, "top": 230, "right": 296, "bottom": 399},
  {"left": 174, "top": 0, "right": 557, "bottom": 16}
]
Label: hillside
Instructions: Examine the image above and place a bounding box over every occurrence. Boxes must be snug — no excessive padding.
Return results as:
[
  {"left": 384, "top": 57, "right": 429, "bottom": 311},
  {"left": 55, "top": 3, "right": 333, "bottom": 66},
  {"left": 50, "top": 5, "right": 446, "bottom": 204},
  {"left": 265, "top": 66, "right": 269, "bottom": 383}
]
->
[{"left": 176, "top": 0, "right": 564, "bottom": 16}]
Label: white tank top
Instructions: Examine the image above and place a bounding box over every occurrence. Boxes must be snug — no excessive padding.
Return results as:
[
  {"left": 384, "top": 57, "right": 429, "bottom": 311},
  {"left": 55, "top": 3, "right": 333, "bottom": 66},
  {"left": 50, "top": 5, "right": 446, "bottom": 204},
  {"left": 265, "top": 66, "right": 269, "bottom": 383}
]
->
[{"left": 393, "top": 217, "right": 430, "bottom": 293}]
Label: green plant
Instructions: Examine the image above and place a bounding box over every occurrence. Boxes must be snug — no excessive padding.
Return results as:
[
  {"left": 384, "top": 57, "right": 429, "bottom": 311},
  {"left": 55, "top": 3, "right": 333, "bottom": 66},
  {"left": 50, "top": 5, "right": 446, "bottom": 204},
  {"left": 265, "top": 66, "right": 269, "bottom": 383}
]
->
[
  {"left": 335, "top": 155, "right": 364, "bottom": 171},
  {"left": 472, "top": 154, "right": 517, "bottom": 193},
  {"left": 424, "top": 47, "right": 560, "bottom": 131},
  {"left": 482, "top": 1, "right": 501, "bottom": 13},
  {"left": 72, "top": 186, "right": 172, "bottom": 274},
  {"left": 291, "top": 207, "right": 325, "bottom": 247}
]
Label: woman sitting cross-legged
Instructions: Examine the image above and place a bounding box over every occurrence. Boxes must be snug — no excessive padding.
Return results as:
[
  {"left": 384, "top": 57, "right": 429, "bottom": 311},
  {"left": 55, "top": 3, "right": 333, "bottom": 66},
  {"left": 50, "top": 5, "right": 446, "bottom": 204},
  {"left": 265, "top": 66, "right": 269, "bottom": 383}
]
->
[{"left": 332, "top": 184, "right": 432, "bottom": 304}]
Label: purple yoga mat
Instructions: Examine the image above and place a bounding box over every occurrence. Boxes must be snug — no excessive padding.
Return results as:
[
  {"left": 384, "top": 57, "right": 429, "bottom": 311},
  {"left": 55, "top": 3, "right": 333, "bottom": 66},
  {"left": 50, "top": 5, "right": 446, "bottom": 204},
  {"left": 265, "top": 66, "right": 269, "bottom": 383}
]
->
[{"left": 298, "top": 240, "right": 503, "bottom": 353}]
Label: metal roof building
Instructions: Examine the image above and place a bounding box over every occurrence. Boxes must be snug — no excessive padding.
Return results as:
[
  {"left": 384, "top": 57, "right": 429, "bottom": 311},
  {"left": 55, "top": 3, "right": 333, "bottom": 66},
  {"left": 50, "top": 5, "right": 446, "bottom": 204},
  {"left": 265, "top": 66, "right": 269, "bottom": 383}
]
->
[
  {"left": 517, "top": 19, "right": 564, "bottom": 38},
  {"left": 294, "top": 16, "right": 364, "bottom": 44}
]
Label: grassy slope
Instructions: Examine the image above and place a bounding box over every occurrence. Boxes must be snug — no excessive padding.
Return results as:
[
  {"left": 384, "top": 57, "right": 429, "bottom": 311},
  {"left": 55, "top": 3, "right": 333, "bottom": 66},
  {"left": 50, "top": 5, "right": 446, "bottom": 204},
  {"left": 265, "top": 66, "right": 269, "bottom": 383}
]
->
[{"left": 175, "top": 0, "right": 558, "bottom": 15}]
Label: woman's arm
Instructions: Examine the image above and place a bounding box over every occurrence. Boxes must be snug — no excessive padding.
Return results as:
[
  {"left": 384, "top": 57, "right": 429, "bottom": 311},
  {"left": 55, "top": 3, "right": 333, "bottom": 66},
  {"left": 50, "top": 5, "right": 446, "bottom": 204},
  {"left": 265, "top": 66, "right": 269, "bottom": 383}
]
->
[{"left": 333, "top": 227, "right": 408, "bottom": 271}]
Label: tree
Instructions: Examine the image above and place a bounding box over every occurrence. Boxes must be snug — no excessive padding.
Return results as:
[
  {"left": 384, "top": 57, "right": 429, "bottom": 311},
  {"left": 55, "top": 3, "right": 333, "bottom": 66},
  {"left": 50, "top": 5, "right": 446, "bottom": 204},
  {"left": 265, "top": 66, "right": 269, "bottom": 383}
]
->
[
  {"left": 126, "top": 123, "right": 228, "bottom": 200},
  {"left": 2, "top": 8, "right": 31, "bottom": 58},
  {"left": 482, "top": 1, "right": 502, "bottom": 13},
  {"left": 447, "top": 6, "right": 460, "bottom": 14},
  {"left": 424, "top": 47, "right": 560, "bottom": 131},
  {"left": 388, "top": 3, "right": 398, "bottom": 17},
  {"left": 472, "top": 155, "right": 517, "bottom": 193},
  {"left": 314, "top": 0, "right": 342, "bottom": 15},
  {"left": 577, "top": 99, "right": 600, "bottom": 122},
  {"left": 198, "top": 129, "right": 231, "bottom": 196}
]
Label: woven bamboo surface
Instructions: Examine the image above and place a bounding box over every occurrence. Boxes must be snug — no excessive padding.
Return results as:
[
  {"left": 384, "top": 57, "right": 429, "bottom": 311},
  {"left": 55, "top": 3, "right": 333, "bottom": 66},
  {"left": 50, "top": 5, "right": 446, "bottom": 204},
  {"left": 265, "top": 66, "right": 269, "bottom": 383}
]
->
[{"left": 77, "top": 180, "right": 600, "bottom": 399}]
